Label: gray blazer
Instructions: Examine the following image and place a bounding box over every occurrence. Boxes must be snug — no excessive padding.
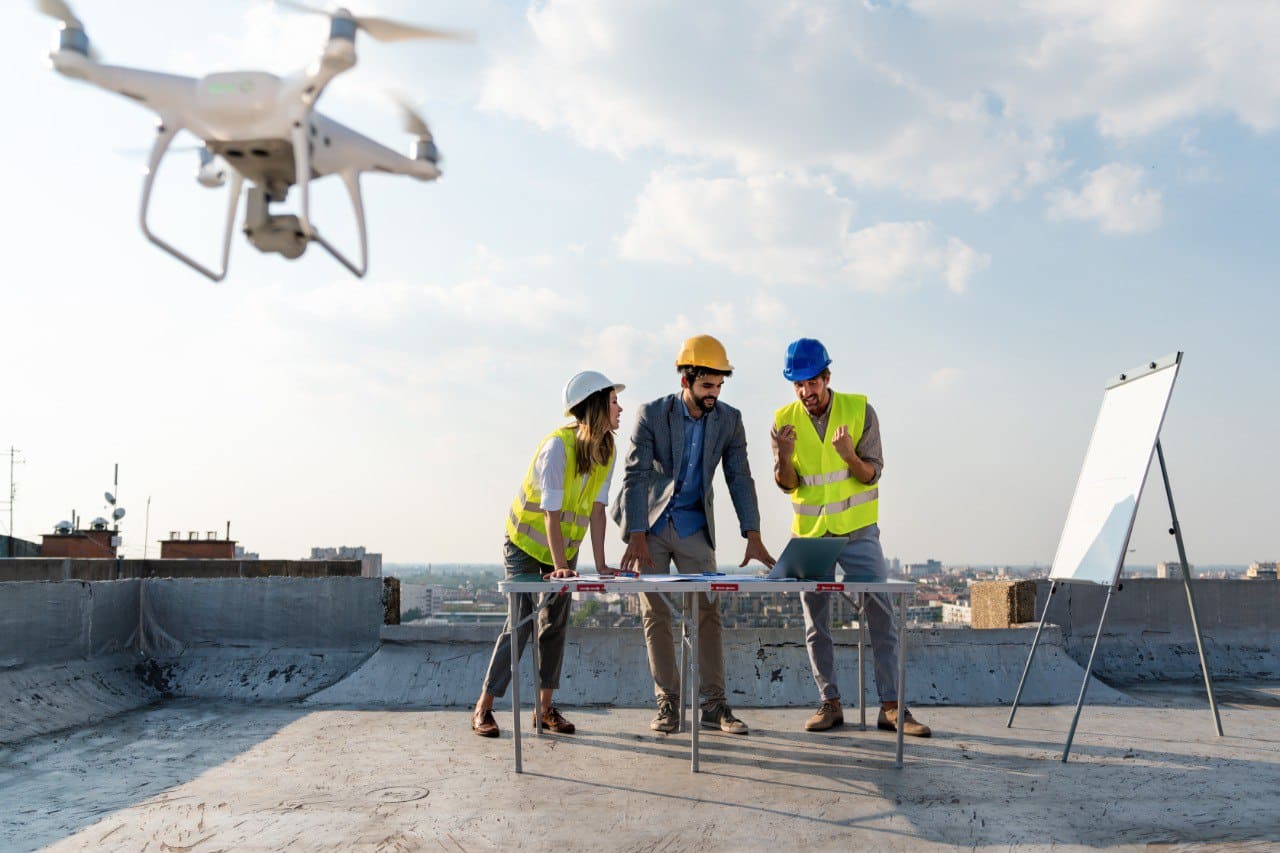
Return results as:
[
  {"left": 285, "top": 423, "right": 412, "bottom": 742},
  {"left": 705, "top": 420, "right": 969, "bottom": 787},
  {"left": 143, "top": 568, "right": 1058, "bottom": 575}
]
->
[{"left": 611, "top": 394, "right": 762, "bottom": 550}]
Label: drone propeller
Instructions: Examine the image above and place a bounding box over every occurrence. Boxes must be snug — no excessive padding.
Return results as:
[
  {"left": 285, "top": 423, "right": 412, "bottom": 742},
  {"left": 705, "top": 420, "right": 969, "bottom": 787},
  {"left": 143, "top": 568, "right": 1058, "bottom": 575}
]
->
[
  {"left": 393, "top": 96, "right": 440, "bottom": 164},
  {"left": 394, "top": 96, "right": 434, "bottom": 141},
  {"left": 35, "top": 0, "right": 80, "bottom": 28},
  {"left": 34, "top": 0, "right": 103, "bottom": 60},
  {"left": 276, "top": 2, "right": 473, "bottom": 44}
]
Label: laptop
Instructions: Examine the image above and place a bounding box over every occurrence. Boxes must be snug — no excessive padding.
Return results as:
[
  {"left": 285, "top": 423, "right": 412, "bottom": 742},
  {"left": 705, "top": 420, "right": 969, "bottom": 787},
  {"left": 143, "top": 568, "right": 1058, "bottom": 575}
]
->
[{"left": 767, "top": 537, "right": 849, "bottom": 581}]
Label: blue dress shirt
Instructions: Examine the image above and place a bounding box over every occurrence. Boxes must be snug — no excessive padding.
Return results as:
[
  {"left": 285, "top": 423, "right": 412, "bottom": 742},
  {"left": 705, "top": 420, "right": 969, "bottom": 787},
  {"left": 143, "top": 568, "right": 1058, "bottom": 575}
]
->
[{"left": 651, "top": 402, "right": 708, "bottom": 538}]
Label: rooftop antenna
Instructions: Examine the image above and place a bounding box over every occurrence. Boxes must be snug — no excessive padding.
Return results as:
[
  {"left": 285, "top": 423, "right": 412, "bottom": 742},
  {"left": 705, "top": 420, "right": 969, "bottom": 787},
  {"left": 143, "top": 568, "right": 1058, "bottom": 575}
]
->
[{"left": 3, "top": 447, "right": 25, "bottom": 555}]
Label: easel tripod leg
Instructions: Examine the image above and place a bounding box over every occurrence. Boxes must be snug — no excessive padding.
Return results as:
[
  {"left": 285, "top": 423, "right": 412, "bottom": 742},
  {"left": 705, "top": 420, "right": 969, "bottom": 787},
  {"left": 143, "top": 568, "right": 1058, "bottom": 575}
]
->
[
  {"left": 1008, "top": 581, "right": 1058, "bottom": 727},
  {"left": 1156, "top": 440, "right": 1223, "bottom": 737},
  {"left": 1062, "top": 585, "right": 1114, "bottom": 762}
]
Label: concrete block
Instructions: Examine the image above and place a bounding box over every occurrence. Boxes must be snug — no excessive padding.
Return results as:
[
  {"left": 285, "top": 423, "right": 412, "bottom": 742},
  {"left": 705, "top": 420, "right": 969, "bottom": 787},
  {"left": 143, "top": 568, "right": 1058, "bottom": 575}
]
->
[
  {"left": 383, "top": 577, "right": 400, "bottom": 625},
  {"left": 972, "top": 580, "right": 1037, "bottom": 628}
]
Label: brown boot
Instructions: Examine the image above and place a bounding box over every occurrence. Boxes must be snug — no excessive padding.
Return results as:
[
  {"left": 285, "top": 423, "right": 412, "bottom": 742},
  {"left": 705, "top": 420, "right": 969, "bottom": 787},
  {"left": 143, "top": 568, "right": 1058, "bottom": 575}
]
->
[
  {"left": 877, "top": 706, "right": 931, "bottom": 737},
  {"left": 471, "top": 708, "right": 499, "bottom": 738},
  {"left": 805, "top": 700, "right": 844, "bottom": 731},
  {"left": 535, "top": 706, "right": 576, "bottom": 734}
]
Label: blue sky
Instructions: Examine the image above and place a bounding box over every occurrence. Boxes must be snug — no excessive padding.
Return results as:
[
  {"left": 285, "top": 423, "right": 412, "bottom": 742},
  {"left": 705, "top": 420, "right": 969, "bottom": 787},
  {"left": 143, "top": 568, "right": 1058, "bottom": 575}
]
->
[{"left": 2, "top": 1, "right": 1277, "bottom": 566}]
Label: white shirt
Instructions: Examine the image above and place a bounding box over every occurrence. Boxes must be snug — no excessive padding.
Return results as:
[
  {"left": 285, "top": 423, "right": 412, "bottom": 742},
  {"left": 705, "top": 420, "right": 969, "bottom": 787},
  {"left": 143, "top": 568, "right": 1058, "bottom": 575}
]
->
[{"left": 534, "top": 436, "right": 614, "bottom": 511}]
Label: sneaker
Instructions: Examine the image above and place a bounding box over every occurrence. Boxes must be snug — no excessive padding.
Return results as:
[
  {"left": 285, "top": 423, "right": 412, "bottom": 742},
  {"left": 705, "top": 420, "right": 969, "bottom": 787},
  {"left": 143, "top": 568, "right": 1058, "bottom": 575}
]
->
[
  {"left": 535, "top": 705, "right": 576, "bottom": 734},
  {"left": 877, "top": 706, "right": 932, "bottom": 737},
  {"left": 700, "top": 703, "right": 749, "bottom": 735},
  {"left": 471, "top": 708, "right": 499, "bottom": 738},
  {"left": 805, "top": 700, "right": 845, "bottom": 731},
  {"left": 650, "top": 698, "right": 680, "bottom": 734}
]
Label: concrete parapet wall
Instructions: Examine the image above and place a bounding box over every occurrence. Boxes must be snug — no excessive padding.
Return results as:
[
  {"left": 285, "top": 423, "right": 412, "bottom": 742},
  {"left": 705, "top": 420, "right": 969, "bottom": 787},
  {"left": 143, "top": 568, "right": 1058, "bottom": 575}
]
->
[
  {"left": 0, "top": 558, "right": 365, "bottom": 582},
  {"left": 0, "top": 578, "right": 383, "bottom": 743},
  {"left": 1036, "top": 578, "right": 1280, "bottom": 683},
  {"left": 306, "top": 623, "right": 1128, "bottom": 710}
]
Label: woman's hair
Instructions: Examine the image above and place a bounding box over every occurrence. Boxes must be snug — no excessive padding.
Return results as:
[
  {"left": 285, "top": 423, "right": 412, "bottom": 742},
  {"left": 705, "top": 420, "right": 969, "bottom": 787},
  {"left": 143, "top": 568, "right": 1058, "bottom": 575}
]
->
[{"left": 568, "top": 387, "right": 615, "bottom": 476}]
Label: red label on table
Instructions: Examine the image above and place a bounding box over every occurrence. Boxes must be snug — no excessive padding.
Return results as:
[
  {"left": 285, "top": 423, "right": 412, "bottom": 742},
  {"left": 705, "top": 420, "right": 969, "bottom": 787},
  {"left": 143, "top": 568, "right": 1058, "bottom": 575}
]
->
[
  {"left": 576, "top": 583, "right": 606, "bottom": 592},
  {"left": 710, "top": 583, "right": 739, "bottom": 591},
  {"left": 815, "top": 583, "right": 845, "bottom": 591}
]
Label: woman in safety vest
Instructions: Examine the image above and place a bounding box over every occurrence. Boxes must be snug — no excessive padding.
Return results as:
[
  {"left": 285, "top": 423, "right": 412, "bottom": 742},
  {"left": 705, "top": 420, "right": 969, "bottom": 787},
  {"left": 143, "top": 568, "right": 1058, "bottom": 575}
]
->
[{"left": 471, "top": 371, "right": 624, "bottom": 738}]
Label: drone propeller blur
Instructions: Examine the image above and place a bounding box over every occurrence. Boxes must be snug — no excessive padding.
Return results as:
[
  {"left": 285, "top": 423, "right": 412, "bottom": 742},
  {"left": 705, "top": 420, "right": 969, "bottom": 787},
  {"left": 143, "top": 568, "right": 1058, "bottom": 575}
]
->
[{"left": 36, "top": 0, "right": 468, "bottom": 281}]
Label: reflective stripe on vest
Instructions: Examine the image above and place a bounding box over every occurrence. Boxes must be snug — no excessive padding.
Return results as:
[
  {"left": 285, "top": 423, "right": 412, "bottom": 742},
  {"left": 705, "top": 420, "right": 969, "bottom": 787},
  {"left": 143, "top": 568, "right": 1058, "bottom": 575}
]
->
[
  {"left": 791, "top": 487, "right": 879, "bottom": 517},
  {"left": 797, "top": 469, "right": 853, "bottom": 487},
  {"left": 506, "top": 426, "right": 612, "bottom": 564},
  {"left": 517, "top": 495, "right": 591, "bottom": 529},
  {"left": 507, "top": 509, "right": 584, "bottom": 552},
  {"left": 774, "top": 392, "right": 879, "bottom": 537}
]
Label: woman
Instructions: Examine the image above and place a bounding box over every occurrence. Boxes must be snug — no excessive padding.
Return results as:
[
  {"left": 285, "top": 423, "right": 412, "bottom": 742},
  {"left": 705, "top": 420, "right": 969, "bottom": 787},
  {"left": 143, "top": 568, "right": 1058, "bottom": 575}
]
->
[{"left": 472, "top": 370, "right": 623, "bottom": 737}]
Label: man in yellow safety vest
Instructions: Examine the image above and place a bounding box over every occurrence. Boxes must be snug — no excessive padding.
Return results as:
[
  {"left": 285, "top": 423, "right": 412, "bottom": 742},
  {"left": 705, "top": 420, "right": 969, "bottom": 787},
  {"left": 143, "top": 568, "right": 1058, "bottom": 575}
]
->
[{"left": 771, "top": 338, "right": 931, "bottom": 737}]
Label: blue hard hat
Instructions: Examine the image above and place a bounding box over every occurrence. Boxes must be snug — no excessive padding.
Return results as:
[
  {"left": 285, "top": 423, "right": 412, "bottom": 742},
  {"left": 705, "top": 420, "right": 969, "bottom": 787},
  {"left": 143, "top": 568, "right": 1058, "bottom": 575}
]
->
[{"left": 783, "top": 338, "right": 832, "bottom": 381}]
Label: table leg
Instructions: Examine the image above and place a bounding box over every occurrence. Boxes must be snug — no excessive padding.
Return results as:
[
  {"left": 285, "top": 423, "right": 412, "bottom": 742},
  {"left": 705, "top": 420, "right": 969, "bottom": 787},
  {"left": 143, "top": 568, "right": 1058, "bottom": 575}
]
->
[
  {"left": 859, "top": 593, "right": 868, "bottom": 730},
  {"left": 895, "top": 591, "right": 905, "bottom": 769},
  {"left": 532, "top": 593, "right": 542, "bottom": 737},
  {"left": 510, "top": 591, "right": 522, "bottom": 773},
  {"left": 690, "top": 591, "right": 700, "bottom": 773}
]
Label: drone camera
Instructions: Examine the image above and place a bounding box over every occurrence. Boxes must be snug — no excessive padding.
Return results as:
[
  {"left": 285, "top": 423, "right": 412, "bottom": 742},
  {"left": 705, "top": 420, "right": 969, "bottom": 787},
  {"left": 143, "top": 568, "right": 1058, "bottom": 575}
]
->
[{"left": 244, "top": 214, "right": 308, "bottom": 260}]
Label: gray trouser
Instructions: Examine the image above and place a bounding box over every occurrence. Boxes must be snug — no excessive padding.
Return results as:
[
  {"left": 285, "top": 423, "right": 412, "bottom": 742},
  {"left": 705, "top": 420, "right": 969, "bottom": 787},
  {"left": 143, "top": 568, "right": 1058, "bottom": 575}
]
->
[
  {"left": 481, "top": 538, "right": 575, "bottom": 698},
  {"left": 800, "top": 525, "right": 900, "bottom": 704},
  {"left": 638, "top": 524, "right": 726, "bottom": 709}
]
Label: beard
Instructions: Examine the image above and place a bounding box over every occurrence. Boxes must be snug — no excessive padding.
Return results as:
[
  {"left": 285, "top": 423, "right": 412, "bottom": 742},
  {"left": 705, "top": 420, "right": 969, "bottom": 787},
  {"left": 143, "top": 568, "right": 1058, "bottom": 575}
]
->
[{"left": 694, "top": 393, "right": 717, "bottom": 412}]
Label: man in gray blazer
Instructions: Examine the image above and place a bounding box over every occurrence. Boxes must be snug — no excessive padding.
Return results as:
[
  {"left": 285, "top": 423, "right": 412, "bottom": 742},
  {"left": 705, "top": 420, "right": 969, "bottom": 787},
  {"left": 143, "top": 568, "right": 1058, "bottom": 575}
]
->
[{"left": 613, "top": 335, "right": 775, "bottom": 735}]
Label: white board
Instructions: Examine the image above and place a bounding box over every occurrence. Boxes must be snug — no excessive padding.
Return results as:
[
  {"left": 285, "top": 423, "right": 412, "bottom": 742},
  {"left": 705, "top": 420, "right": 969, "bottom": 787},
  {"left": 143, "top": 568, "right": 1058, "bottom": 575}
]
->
[{"left": 1049, "top": 354, "right": 1181, "bottom": 585}]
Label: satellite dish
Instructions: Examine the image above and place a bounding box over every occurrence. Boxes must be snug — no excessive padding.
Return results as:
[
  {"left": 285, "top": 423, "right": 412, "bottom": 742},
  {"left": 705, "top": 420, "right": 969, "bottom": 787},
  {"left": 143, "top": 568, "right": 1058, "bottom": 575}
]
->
[
  {"left": 105, "top": 491, "right": 116, "bottom": 505},
  {"left": 112, "top": 507, "right": 126, "bottom": 521}
]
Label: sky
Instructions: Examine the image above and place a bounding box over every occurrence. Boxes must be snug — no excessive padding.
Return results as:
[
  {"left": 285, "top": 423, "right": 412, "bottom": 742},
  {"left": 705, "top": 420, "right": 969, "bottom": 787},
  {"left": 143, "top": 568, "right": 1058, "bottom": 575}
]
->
[{"left": 2, "top": 0, "right": 1277, "bottom": 567}]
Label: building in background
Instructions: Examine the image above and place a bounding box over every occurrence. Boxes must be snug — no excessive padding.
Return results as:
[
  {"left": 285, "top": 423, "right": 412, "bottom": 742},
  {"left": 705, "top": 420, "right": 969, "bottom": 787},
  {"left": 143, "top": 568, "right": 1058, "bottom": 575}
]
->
[
  {"left": 161, "top": 530, "right": 236, "bottom": 559},
  {"left": 1155, "top": 560, "right": 1193, "bottom": 578},
  {"left": 1246, "top": 561, "right": 1277, "bottom": 580},
  {"left": 310, "top": 545, "right": 382, "bottom": 578},
  {"left": 400, "top": 583, "right": 444, "bottom": 619},
  {"left": 941, "top": 602, "right": 973, "bottom": 625}
]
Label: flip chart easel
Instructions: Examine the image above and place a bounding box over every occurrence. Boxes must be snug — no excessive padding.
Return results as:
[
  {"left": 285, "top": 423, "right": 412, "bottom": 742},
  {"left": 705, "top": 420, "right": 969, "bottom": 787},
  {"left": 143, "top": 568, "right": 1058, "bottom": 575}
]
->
[{"left": 1006, "top": 352, "right": 1222, "bottom": 761}]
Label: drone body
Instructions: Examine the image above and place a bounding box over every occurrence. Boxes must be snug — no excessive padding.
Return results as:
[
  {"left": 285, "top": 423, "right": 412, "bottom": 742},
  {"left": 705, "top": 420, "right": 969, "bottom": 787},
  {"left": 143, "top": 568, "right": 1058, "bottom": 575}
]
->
[{"left": 39, "top": 1, "right": 462, "bottom": 281}]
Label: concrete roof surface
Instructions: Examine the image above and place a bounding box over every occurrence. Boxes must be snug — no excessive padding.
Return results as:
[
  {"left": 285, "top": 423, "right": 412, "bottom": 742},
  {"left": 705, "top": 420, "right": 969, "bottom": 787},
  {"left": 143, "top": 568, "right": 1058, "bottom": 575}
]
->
[{"left": 3, "top": 683, "right": 1278, "bottom": 852}]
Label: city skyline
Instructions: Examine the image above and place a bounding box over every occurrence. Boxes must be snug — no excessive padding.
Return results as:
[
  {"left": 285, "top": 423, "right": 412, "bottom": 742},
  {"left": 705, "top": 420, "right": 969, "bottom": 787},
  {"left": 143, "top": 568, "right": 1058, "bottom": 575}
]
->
[{"left": 3, "top": 2, "right": 1277, "bottom": 565}]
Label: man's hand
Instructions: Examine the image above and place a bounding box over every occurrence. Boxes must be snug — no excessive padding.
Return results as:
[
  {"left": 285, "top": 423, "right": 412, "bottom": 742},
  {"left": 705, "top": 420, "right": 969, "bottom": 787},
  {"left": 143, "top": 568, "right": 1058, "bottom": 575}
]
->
[
  {"left": 832, "top": 424, "right": 857, "bottom": 462},
  {"left": 739, "top": 531, "right": 776, "bottom": 569},
  {"left": 771, "top": 424, "right": 797, "bottom": 458},
  {"left": 547, "top": 566, "right": 577, "bottom": 579},
  {"left": 620, "top": 532, "right": 654, "bottom": 572}
]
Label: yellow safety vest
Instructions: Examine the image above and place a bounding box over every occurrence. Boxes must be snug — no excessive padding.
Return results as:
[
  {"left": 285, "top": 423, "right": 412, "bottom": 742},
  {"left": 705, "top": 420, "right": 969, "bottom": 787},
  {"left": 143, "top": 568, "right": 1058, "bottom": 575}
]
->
[
  {"left": 506, "top": 427, "right": 613, "bottom": 565},
  {"left": 774, "top": 392, "right": 879, "bottom": 537}
]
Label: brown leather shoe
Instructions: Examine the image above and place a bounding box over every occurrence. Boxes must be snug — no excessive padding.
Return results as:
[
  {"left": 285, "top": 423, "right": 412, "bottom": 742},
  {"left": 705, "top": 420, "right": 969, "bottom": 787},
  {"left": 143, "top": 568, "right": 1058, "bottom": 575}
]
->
[
  {"left": 472, "top": 708, "right": 499, "bottom": 738},
  {"left": 536, "top": 706, "right": 576, "bottom": 734},
  {"left": 805, "top": 700, "right": 844, "bottom": 731},
  {"left": 878, "top": 706, "right": 931, "bottom": 737}
]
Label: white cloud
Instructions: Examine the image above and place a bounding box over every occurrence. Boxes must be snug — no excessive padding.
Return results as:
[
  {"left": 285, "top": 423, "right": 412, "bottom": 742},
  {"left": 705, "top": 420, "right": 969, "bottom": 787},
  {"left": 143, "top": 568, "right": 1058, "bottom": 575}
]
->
[
  {"left": 927, "top": 367, "right": 962, "bottom": 392},
  {"left": 481, "top": 1, "right": 1280, "bottom": 208},
  {"left": 621, "top": 171, "right": 988, "bottom": 293},
  {"left": 1046, "top": 163, "right": 1163, "bottom": 234}
]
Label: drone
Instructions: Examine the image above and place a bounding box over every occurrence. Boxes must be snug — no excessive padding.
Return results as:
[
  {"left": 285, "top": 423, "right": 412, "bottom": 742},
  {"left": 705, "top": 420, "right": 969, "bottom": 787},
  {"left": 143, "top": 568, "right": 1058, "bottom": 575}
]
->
[{"left": 37, "top": 0, "right": 468, "bottom": 281}]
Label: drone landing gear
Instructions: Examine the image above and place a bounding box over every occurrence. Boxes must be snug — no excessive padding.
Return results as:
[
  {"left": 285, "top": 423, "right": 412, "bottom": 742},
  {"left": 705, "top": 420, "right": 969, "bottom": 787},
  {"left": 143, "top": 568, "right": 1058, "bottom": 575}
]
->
[
  {"left": 140, "top": 123, "right": 245, "bottom": 283},
  {"left": 291, "top": 122, "right": 369, "bottom": 278}
]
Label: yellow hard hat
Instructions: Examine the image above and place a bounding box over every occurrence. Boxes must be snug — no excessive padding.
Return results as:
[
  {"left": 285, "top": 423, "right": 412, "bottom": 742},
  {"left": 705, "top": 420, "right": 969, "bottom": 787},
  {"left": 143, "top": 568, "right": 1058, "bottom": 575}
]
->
[{"left": 675, "top": 335, "right": 733, "bottom": 371}]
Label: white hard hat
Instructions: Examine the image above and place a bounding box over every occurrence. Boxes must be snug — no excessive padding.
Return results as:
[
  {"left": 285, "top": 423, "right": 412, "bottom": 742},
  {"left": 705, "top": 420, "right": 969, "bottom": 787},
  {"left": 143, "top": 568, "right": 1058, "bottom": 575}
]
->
[{"left": 563, "top": 370, "right": 625, "bottom": 416}]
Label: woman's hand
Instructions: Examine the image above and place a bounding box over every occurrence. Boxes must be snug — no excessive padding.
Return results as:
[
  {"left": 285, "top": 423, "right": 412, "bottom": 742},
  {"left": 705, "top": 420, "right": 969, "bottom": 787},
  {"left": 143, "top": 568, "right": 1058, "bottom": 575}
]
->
[{"left": 547, "top": 567, "right": 578, "bottom": 579}]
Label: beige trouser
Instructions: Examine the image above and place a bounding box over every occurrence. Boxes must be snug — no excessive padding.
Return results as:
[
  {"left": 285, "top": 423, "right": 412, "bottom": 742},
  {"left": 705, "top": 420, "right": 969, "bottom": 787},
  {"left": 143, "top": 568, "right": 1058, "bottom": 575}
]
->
[{"left": 638, "top": 523, "right": 725, "bottom": 709}]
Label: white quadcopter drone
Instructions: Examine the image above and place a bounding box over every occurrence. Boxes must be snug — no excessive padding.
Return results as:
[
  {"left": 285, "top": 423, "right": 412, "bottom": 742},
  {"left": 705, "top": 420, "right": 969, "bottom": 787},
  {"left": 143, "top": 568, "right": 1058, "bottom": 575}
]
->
[{"left": 37, "top": 0, "right": 467, "bottom": 281}]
